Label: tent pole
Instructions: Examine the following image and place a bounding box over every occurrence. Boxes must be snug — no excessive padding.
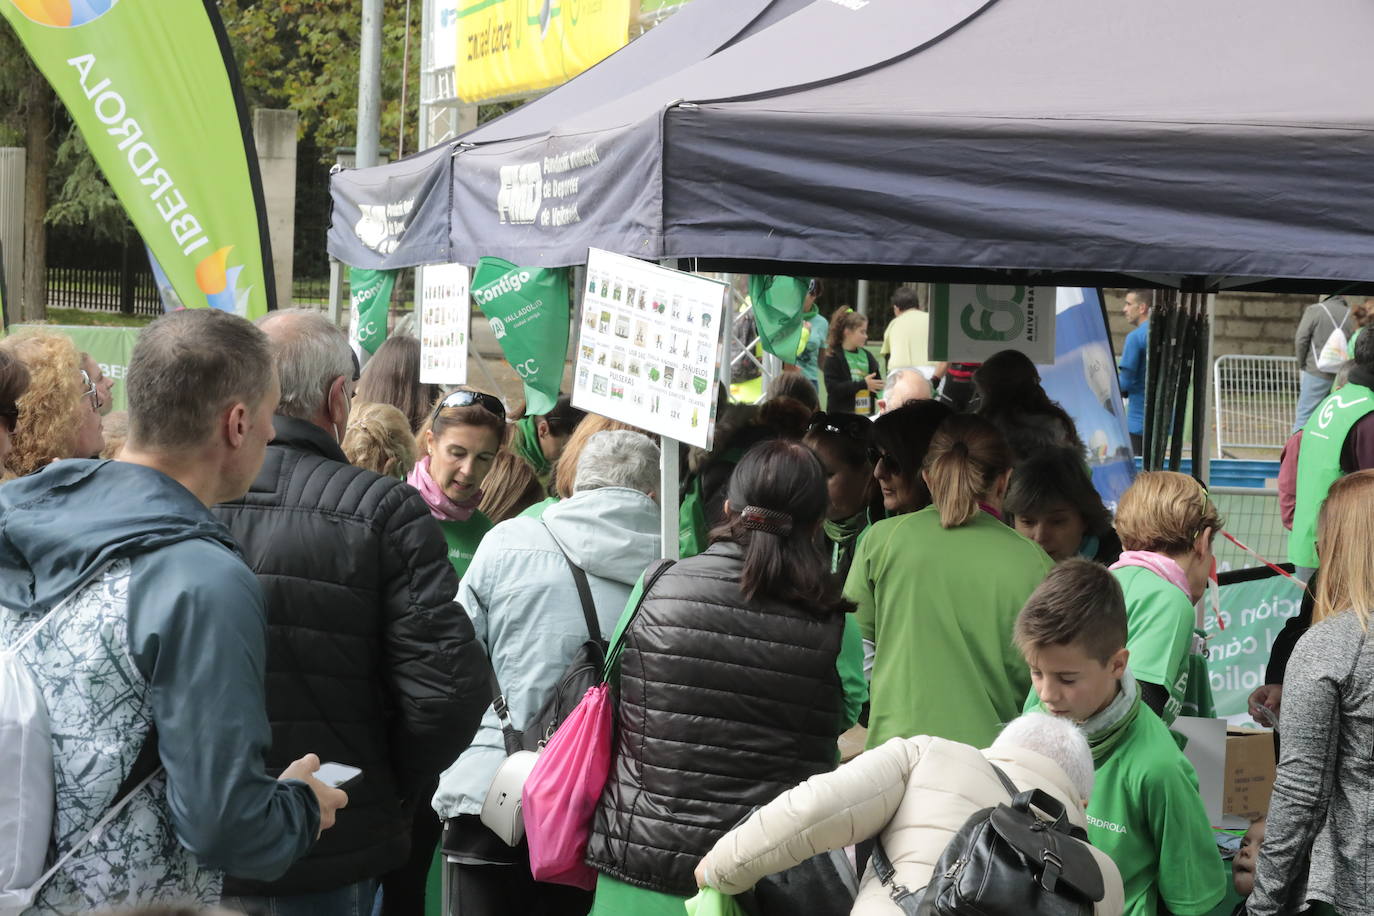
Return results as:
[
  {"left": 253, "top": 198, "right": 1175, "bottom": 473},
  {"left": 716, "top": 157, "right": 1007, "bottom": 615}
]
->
[
  {"left": 718, "top": 273, "right": 734, "bottom": 387},
  {"left": 660, "top": 257, "right": 683, "bottom": 560},
  {"left": 327, "top": 258, "right": 342, "bottom": 327},
  {"left": 1196, "top": 294, "right": 1215, "bottom": 485},
  {"left": 856, "top": 279, "right": 871, "bottom": 318}
]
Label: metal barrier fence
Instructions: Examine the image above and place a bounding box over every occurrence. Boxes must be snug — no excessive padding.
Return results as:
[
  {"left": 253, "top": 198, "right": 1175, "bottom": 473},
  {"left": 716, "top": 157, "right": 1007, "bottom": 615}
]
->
[
  {"left": 1213, "top": 354, "right": 1300, "bottom": 458},
  {"left": 1210, "top": 486, "right": 1289, "bottom": 574}
]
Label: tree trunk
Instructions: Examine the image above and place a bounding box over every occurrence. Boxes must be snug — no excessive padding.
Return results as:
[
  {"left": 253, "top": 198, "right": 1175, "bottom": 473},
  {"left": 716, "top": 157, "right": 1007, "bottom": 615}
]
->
[{"left": 20, "top": 66, "right": 50, "bottom": 323}]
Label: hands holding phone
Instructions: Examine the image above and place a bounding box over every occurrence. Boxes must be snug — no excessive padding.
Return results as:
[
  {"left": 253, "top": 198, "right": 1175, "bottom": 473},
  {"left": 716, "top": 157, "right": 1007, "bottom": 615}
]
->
[{"left": 280, "top": 753, "right": 350, "bottom": 835}]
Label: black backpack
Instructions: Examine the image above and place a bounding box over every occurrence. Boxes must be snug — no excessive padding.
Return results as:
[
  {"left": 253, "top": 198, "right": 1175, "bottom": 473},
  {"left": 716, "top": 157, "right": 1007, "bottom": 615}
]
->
[{"left": 871, "top": 764, "right": 1106, "bottom": 916}]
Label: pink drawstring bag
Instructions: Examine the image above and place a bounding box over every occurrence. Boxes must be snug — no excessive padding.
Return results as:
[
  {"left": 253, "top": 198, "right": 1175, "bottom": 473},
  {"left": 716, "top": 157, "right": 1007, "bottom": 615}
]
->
[{"left": 522, "top": 683, "right": 614, "bottom": 889}]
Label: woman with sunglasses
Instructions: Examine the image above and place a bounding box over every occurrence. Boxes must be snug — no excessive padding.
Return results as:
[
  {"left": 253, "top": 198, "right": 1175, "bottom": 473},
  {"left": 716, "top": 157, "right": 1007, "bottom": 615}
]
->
[
  {"left": 846, "top": 414, "right": 1052, "bottom": 751},
  {"left": 0, "top": 348, "right": 31, "bottom": 472},
  {"left": 408, "top": 387, "right": 506, "bottom": 581},
  {"left": 0, "top": 331, "right": 104, "bottom": 477},
  {"left": 868, "top": 400, "right": 954, "bottom": 516},
  {"left": 803, "top": 410, "right": 880, "bottom": 581}
]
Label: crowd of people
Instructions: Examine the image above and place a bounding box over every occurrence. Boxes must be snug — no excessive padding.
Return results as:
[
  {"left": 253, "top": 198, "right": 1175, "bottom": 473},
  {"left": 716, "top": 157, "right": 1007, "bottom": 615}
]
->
[{"left": 0, "top": 286, "right": 1369, "bottom": 916}]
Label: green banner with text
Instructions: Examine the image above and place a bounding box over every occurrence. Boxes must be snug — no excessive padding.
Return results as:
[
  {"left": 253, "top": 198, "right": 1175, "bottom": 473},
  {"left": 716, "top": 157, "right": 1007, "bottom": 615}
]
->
[
  {"left": 1, "top": 0, "right": 275, "bottom": 318},
  {"left": 11, "top": 323, "right": 138, "bottom": 412},
  {"left": 471, "top": 258, "right": 569, "bottom": 416},
  {"left": 348, "top": 267, "right": 395, "bottom": 356}
]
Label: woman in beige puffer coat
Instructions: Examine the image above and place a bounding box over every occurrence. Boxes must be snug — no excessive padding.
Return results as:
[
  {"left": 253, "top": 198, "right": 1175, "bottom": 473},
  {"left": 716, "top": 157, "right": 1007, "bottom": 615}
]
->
[{"left": 697, "top": 714, "right": 1125, "bottom": 916}]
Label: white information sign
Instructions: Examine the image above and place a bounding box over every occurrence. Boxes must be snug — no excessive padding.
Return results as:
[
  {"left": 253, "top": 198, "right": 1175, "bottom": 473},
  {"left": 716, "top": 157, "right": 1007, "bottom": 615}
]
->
[
  {"left": 928, "top": 284, "right": 1057, "bottom": 365},
  {"left": 573, "top": 249, "right": 726, "bottom": 450},
  {"left": 419, "top": 262, "right": 471, "bottom": 385}
]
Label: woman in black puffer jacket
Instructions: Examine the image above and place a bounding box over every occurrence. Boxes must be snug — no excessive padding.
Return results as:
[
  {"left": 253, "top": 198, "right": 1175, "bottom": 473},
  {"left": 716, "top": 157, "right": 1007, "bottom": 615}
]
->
[{"left": 585, "top": 439, "right": 863, "bottom": 915}]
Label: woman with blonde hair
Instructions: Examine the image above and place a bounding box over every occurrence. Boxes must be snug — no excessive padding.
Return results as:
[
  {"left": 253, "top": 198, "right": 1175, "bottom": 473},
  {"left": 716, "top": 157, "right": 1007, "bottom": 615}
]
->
[
  {"left": 0, "top": 331, "right": 104, "bottom": 476},
  {"left": 1109, "top": 471, "right": 1222, "bottom": 724},
  {"left": 342, "top": 401, "right": 416, "bottom": 479},
  {"left": 476, "top": 449, "right": 546, "bottom": 523},
  {"left": 845, "top": 414, "right": 1052, "bottom": 750},
  {"left": 1250, "top": 470, "right": 1374, "bottom": 915},
  {"left": 521, "top": 412, "right": 642, "bottom": 517}
]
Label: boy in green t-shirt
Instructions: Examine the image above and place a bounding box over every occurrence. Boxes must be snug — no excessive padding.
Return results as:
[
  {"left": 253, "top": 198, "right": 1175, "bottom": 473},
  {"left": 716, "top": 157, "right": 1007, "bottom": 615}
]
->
[{"left": 1016, "top": 559, "right": 1227, "bottom": 916}]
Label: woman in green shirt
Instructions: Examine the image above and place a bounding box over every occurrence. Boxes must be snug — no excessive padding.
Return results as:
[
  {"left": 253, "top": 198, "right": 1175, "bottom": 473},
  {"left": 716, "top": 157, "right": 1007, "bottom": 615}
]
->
[
  {"left": 822, "top": 309, "right": 881, "bottom": 416},
  {"left": 408, "top": 387, "right": 505, "bottom": 579},
  {"left": 846, "top": 414, "right": 1053, "bottom": 749}
]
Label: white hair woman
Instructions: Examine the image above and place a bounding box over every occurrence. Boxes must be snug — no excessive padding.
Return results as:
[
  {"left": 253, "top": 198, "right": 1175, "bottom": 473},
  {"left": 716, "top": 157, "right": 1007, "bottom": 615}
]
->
[{"left": 695, "top": 712, "right": 1124, "bottom": 916}]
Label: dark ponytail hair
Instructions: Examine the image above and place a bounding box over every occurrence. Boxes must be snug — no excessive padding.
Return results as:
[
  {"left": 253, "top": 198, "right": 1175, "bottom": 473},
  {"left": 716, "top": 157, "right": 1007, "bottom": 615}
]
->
[{"left": 710, "top": 439, "right": 852, "bottom": 616}]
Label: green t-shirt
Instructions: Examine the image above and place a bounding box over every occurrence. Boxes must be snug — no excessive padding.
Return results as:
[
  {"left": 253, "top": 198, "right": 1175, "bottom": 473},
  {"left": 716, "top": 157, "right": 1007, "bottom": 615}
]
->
[
  {"left": 1114, "top": 566, "right": 1194, "bottom": 725},
  {"left": 519, "top": 496, "right": 557, "bottom": 519},
  {"left": 846, "top": 507, "right": 1052, "bottom": 749},
  {"left": 1087, "top": 705, "right": 1227, "bottom": 916},
  {"left": 438, "top": 512, "right": 494, "bottom": 581},
  {"left": 845, "top": 348, "right": 877, "bottom": 416}
]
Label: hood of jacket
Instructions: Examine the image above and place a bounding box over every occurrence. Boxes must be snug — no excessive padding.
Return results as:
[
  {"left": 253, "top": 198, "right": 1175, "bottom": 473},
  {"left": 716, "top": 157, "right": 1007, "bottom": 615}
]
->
[
  {"left": 541, "top": 486, "right": 660, "bottom": 585},
  {"left": 0, "top": 459, "right": 237, "bottom": 613}
]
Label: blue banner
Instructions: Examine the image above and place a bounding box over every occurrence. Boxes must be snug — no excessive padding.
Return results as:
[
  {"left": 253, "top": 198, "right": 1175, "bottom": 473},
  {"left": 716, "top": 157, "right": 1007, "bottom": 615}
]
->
[{"left": 1038, "top": 288, "right": 1135, "bottom": 511}]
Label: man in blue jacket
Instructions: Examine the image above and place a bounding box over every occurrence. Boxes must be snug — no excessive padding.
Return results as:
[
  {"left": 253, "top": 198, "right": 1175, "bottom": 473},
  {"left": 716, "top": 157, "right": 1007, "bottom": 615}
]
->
[
  {"left": 0, "top": 309, "right": 345, "bottom": 913},
  {"left": 1119, "top": 290, "right": 1151, "bottom": 455}
]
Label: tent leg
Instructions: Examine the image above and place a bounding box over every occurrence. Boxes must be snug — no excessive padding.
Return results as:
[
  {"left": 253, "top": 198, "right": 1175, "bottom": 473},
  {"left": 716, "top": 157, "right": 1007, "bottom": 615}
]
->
[
  {"left": 856, "top": 279, "right": 870, "bottom": 318},
  {"left": 327, "top": 258, "right": 342, "bottom": 327},
  {"left": 1197, "top": 294, "right": 1215, "bottom": 485},
  {"left": 718, "top": 273, "right": 734, "bottom": 388},
  {"left": 660, "top": 437, "right": 680, "bottom": 560}
]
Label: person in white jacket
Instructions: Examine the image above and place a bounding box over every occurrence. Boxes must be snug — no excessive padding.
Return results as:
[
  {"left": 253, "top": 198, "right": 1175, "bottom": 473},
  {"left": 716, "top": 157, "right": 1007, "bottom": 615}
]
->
[{"left": 696, "top": 712, "right": 1125, "bottom": 916}]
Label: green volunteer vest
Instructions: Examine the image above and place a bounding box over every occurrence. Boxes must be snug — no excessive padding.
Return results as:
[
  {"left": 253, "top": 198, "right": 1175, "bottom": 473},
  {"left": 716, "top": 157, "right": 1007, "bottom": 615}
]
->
[{"left": 1291, "top": 383, "right": 1374, "bottom": 567}]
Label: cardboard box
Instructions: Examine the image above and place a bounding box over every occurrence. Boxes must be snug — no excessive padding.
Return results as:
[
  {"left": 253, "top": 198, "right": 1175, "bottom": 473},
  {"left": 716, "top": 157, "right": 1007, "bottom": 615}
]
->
[
  {"left": 1224, "top": 727, "right": 1276, "bottom": 821},
  {"left": 1175, "top": 718, "right": 1277, "bottom": 828}
]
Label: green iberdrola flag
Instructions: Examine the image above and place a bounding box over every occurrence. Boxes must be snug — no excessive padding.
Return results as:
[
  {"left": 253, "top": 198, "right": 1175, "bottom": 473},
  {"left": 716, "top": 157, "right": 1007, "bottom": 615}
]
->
[
  {"left": 748, "top": 275, "right": 810, "bottom": 363},
  {"left": 1, "top": 0, "right": 276, "bottom": 318},
  {"left": 471, "top": 258, "right": 570, "bottom": 415},
  {"left": 348, "top": 267, "right": 395, "bottom": 356}
]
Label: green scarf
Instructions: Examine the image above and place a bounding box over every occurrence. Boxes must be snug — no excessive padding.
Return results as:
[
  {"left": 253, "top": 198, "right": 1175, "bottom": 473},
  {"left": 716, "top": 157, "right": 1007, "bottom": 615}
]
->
[
  {"left": 512, "top": 416, "right": 551, "bottom": 480},
  {"left": 823, "top": 510, "right": 868, "bottom": 575},
  {"left": 1029, "top": 668, "right": 1140, "bottom": 762}
]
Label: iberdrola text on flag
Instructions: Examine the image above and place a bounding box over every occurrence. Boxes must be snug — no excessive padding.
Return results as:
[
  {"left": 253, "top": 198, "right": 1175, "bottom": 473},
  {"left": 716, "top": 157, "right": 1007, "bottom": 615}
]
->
[{"left": 0, "top": 0, "right": 276, "bottom": 318}]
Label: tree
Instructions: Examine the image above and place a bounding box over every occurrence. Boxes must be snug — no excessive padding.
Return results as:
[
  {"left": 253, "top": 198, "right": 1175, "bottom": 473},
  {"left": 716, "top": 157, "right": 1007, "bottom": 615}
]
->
[{"left": 0, "top": 20, "right": 52, "bottom": 321}]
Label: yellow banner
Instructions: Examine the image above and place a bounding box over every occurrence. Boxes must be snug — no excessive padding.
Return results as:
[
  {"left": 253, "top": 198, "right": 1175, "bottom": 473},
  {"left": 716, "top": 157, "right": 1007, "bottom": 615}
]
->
[{"left": 457, "top": 0, "right": 632, "bottom": 103}]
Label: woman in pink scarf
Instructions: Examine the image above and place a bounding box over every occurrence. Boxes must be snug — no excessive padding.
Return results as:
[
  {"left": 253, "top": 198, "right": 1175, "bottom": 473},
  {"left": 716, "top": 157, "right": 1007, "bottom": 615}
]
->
[
  {"left": 407, "top": 387, "right": 506, "bottom": 580},
  {"left": 1109, "top": 471, "right": 1222, "bottom": 725}
]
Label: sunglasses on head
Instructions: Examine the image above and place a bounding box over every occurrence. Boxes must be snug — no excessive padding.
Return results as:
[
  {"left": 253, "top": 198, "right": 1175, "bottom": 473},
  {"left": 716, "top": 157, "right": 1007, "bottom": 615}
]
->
[
  {"left": 0, "top": 402, "right": 17, "bottom": 434},
  {"left": 430, "top": 389, "right": 506, "bottom": 426},
  {"left": 866, "top": 446, "right": 903, "bottom": 475},
  {"left": 808, "top": 411, "right": 871, "bottom": 442}
]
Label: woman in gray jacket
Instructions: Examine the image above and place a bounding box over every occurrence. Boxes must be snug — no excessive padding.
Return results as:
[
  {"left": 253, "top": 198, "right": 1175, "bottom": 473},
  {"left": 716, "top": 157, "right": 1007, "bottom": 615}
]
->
[{"left": 1250, "top": 470, "right": 1374, "bottom": 915}]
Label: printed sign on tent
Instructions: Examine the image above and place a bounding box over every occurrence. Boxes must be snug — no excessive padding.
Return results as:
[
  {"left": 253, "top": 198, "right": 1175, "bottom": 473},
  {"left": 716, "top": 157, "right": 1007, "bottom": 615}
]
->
[
  {"left": 929, "top": 284, "right": 1056, "bottom": 365},
  {"left": 574, "top": 249, "right": 725, "bottom": 450},
  {"left": 419, "top": 263, "right": 471, "bottom": 386}
]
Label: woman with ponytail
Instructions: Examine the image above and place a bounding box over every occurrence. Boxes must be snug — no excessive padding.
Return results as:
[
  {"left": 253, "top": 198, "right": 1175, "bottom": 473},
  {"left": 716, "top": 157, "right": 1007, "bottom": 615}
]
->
[
  {"left": 585, "top": 439, "right": 866, "bottom": 915},
  {"left": 845, "top": 414, "right": 1053, "bottom": 750}
]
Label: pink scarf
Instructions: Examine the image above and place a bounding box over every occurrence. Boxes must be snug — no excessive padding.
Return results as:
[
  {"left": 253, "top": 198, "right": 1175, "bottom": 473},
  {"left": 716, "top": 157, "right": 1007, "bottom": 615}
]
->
[
  {"left": 407, "top": 455, "right": 483, "bottom": 522},
  {"left": 1110, "top": 550, "right": 1191, "bottom": 598}
]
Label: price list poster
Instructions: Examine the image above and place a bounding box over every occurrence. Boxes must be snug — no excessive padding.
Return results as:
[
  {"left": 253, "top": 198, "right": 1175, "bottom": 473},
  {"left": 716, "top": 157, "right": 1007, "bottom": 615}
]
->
[
  {"left": 574, "top": 249, "right": 726, "bottom": 450},
  {"left": 419, "top": 263, "right": 472, "bottom": 385}
]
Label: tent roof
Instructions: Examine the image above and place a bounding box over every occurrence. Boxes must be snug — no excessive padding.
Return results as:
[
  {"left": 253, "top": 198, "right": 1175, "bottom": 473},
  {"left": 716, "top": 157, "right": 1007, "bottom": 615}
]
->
[{"left": 333, "top": 0, "right": 1374, "bottom": 294}]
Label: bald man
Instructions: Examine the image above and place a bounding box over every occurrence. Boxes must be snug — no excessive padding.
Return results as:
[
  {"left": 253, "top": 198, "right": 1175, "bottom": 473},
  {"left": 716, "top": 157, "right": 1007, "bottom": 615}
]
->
[{"left": 879, "top": 367, "right": 933, "bottom": 414}]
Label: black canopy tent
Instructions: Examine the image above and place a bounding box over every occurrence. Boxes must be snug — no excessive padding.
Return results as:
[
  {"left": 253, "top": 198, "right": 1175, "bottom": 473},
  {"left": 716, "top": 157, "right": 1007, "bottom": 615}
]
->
[
  {"left": 329, "top": 0, "right": 815, "bottom": 271},
  {"left": 332, "top": 0, "right": 1374, "bottom": 296}
]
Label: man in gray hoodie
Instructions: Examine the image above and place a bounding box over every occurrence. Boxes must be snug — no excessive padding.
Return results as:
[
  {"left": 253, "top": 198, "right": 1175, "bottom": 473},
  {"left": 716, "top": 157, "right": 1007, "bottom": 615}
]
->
[
  {"left": 1294, "top": 295, "right": 1350, "bottom": 431},
  {"left": 0, "top": 309, "right": 345, "bottom": 914}
]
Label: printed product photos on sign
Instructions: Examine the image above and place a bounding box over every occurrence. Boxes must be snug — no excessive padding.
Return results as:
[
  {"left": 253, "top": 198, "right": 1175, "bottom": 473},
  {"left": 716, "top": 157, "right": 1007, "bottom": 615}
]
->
[
  {"left": 419, "top": 263, "right": 472, "bottom": 385},
  {"left": 574, "top": 248, "right": 726, "bottom": 450}
]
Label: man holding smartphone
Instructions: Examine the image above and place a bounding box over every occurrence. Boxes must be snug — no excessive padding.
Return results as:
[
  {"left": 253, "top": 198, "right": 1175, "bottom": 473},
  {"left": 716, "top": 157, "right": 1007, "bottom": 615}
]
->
[{"left": 0, "top": 309, "right": 347, "bottom": 914}]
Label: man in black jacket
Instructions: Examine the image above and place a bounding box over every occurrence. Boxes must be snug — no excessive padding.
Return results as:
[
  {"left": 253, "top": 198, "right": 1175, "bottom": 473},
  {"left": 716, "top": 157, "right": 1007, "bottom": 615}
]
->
[{"left": 215, "top": 309, "right": 490, "bottom": 916}]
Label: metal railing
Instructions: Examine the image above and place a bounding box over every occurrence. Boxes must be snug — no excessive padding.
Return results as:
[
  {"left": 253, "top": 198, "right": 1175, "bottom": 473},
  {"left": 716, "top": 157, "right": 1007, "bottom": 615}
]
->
[{"left": 1213, "top": 355, "right": 1300, "bottom": 457}]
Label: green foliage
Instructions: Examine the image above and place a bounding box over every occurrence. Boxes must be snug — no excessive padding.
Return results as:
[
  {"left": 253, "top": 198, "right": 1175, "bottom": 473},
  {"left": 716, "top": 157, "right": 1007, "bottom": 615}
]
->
[
  {"left": 46, "top": 126, "right": 127, "bottom": 242},
  {"left": 219, "top": 0, "right": 425, "bottom": 160}
]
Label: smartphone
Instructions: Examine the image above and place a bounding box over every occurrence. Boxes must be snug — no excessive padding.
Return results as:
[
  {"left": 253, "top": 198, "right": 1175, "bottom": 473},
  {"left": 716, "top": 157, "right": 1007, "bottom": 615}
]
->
[
  {"left": 1253, "top": 705, "right": 1279, "bottom": 731},
  {"left": 314, "top": 762, "right": 363, "bottom": 791}
]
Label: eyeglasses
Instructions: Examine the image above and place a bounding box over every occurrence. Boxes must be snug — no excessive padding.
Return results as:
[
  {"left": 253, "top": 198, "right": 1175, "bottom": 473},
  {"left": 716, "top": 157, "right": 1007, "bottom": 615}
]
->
[
  {"left": 0, "top": 402, "right": 18, "bottom": 434},
  {"left": 79, "top": 369, "right": 102, "bottom": 412},
  {"left": 808, "top": 411, "right": 871, "bottom": 442},
  {"left": 430, "top": 389, "right": 506, "bottom": 427},
  {"left": 866, "top": 446, "right": 902, "bottom": 475}
]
